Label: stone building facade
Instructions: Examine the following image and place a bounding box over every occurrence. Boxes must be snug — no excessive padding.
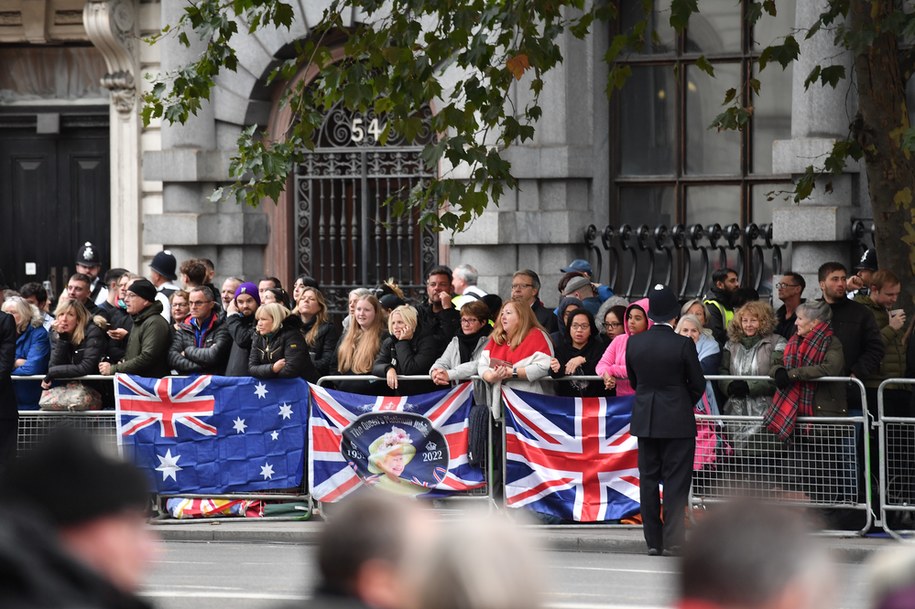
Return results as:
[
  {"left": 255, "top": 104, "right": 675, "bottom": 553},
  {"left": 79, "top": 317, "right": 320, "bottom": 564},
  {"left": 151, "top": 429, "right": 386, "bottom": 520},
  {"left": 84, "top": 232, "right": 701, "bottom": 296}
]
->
[{"left": 0, "top": 0, "right": 895, "bottom": 307}]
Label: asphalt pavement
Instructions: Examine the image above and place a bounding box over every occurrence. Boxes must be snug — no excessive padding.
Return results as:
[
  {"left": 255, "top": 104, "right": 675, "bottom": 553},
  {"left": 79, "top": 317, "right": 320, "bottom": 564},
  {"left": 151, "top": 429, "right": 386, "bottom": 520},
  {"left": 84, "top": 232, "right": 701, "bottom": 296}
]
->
[{"left": 148, "top": 512, "right": 901, "bottom": 563}]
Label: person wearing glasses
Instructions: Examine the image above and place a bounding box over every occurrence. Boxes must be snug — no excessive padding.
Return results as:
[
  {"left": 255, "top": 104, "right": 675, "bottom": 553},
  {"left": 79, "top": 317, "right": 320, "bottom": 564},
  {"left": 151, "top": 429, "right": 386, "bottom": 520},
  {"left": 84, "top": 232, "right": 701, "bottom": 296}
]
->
[
  {"left": 595, "top": 301, "right": 627, "bottom": 343},
  {"left": 774, "top": 272, "right": 806, "bottom": 340},
  {"left": 510, "top": 269, "right": 558, "bottom": 334},
  {"left": 98, "top": 279, "right": 171, "bottom": 378},
  {"left": 549, "top": 308, "right": 610, "bottom": 397},
  {"left": 167, "top": 286, "right": 231, "bottom": 375}
]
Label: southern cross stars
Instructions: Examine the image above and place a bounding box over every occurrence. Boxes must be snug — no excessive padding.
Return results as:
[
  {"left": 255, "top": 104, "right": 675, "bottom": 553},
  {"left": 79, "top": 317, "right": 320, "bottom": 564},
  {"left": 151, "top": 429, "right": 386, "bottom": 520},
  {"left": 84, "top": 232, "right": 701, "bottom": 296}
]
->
[
  {"left": 232, "top": 417, "right": 247, "bottom": 434},
  {"left": 278, "top": 403, "right": 293, "bottom": 419},
  {"left": 260, "top": 462, "right": 275, "bottom": 480},
  {"left": 156, "top": 449, "right": 182, "bottom": 481},
  {"left": 254, "top": 382, "right": 268, "bottom": 399}
]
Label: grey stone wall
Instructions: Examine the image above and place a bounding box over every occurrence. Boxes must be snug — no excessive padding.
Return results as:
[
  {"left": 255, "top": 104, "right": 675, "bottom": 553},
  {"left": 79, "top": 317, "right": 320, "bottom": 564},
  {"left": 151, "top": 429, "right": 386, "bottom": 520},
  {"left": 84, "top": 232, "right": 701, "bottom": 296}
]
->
[
  {"left": 449, "top": 19, "right": 610, "bottom": 308},
  {"left": 771, "top": 0, "right": 863, "bottom": 301}
]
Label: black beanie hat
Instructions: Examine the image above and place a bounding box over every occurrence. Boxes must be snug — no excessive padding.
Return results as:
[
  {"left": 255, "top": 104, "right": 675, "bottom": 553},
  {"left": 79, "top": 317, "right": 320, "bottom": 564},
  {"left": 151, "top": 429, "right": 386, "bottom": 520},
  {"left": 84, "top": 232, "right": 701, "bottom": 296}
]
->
[
  {"left": 0, "top": 429, "right": 149, "bottom": 528},
  {"left": 127, "top": 278, "right": 158, "bottom": 304}
]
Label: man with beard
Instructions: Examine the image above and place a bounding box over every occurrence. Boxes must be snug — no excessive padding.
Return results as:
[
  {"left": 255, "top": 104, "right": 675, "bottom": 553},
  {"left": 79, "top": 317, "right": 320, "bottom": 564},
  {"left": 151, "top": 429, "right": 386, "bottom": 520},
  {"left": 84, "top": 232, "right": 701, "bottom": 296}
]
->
[
  {"left": 704, "top": 267, "right": 739, "bottom": 347},
  {"left": 224, "top": 282, "right": 260, "bottom": 376}
]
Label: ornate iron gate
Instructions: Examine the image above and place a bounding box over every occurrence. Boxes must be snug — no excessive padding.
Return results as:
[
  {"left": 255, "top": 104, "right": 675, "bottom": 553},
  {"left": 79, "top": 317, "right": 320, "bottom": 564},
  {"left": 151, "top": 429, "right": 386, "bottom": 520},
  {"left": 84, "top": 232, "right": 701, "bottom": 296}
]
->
[{"left": 294, "top": 103, "right": 437, "bottom": 314}]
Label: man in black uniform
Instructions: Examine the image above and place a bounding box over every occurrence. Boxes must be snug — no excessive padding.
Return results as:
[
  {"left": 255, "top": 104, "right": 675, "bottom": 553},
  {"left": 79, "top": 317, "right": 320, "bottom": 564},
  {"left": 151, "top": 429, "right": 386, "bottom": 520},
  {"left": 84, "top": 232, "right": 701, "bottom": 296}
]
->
[{"left": 626, "top": 284, "right": 705, "bottom": 556}]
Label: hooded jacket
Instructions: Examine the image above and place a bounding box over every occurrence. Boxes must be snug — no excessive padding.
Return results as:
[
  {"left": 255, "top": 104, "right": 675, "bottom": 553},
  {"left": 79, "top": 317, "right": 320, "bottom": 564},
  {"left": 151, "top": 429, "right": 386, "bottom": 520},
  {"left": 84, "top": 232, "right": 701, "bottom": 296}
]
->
[{"left": 595, "top": 298, "right": 652, "bottom": 396}]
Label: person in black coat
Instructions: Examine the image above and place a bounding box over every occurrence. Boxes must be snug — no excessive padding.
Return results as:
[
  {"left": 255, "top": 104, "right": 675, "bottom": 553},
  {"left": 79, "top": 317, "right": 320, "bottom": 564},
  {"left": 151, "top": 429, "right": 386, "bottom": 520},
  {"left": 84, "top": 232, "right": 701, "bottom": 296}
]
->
[
  {"left": 43, "top": 300, "right": 105, "bottom": 386},
  {"left": 297, "top": 286, "right": 340, "bottom": 379},
  {"left": 549, "top": 308, "right": 610, "bottom": 397},
  {"left": 224, "top": 282, "right": 260, "bottom": 376},
  {"left": 249, "top": 303, "right": 319, "bottom": 383},
  {"left": 0, "top": 311, "right": 18, "bottom": 469},
  {"left": 373, "top": 305, "right": 445, "bottom": 395},
  {"left": 626, "top": 284, "right": 705, "bottom": 556},
  {"left": 168, "top": 286, "right": 231, "bottom": 375}
]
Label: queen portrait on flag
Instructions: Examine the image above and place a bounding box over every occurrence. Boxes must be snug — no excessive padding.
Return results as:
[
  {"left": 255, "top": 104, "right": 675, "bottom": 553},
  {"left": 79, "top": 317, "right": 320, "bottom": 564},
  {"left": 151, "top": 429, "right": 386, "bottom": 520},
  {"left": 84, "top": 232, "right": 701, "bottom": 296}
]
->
[{"left": 366, "top": 426, "right": 423, "bottom": 496}]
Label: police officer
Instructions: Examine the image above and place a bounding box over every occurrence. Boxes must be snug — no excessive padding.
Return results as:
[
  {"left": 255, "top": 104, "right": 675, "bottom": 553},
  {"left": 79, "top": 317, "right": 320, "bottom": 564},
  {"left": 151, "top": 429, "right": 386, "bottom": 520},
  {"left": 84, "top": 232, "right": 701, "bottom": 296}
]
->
[
  {"left": 626, "top": 284, "right": 705, "bottom": 556},
  {"left": 75, "top": 241, "right": 107, "bottom": 305}
]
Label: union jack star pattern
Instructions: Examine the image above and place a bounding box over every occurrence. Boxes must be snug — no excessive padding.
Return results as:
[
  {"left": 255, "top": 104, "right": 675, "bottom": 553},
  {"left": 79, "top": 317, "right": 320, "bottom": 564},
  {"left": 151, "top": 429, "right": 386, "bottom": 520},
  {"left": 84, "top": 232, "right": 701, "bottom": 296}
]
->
[
  {"left": 502, "top": 387, "right": 640, "bottom": 522},
  {"left": 309, "top": 382, "right": 486, "bottom": 502}
]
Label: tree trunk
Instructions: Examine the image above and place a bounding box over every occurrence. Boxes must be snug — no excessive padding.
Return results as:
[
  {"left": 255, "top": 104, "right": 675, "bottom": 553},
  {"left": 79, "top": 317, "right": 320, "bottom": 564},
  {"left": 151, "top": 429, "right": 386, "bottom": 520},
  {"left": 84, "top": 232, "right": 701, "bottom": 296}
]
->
[{"left": 850, "top": 0, "right": 915, "bottom": 302}]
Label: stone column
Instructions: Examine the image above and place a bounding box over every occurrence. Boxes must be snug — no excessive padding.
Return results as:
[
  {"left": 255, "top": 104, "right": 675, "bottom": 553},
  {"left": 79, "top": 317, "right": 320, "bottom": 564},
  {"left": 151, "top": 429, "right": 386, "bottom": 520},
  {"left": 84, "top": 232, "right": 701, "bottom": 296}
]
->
[
  {"left": 84, "top": 0, "right": 142, "bottom": 270},
  {"left": 143, "top": 0, "right": 267, "bottom": 283},
  {"left": 449, "top": 18, "right": 610, "bottom": 302},
  {"left": 772, "top": 0, "right": 860, "bottom": 299}
]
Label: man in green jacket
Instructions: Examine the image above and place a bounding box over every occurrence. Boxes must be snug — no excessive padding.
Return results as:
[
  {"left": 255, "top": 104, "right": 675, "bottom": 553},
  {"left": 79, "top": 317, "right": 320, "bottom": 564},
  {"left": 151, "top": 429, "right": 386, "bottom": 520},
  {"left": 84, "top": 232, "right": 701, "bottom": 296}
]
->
[
  {"left": 98, "top": 278, "right": 171, "bottom": 379},
  {"left": 855, "top": 270, "right": 910, "bottom": 415}
]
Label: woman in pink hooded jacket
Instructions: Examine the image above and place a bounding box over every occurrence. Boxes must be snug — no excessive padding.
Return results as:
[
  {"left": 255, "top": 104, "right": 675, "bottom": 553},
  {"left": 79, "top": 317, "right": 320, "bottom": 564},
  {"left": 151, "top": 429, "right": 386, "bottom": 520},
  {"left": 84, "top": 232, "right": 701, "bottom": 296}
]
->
[{"left": 595, "top": 298, "right": 652, "bottom": 396}]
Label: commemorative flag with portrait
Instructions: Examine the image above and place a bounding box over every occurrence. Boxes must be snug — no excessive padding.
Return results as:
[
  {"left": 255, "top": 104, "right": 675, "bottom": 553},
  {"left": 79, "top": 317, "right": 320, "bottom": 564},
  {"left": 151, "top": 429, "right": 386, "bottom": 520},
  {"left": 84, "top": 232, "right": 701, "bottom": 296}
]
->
[
  {"left": 116, "top": 374, "right": 308, "bottom": 494},
  {"left": 502, "top": 387, "right": 640, "bottom": 522},
  {"left": 309, "top": 382, "right": 485, "bottom": 501}
]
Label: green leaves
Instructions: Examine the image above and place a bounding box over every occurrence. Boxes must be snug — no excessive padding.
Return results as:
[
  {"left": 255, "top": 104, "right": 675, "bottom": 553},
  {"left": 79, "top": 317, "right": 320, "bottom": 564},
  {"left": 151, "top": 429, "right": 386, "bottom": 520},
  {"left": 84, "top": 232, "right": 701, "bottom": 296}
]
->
[
  {"left": 804, "top": 64, "right": 846, "bottom": 89},
  {"left": 758, "top": 36, "right": 800, "bottom": 70}
]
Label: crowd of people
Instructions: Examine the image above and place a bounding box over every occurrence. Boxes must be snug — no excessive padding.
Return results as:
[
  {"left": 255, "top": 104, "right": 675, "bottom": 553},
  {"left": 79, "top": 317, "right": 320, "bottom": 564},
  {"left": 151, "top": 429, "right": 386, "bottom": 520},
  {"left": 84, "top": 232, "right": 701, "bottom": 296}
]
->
[{"left": 0, "top": 244, "right": 909, "bottom": 478}]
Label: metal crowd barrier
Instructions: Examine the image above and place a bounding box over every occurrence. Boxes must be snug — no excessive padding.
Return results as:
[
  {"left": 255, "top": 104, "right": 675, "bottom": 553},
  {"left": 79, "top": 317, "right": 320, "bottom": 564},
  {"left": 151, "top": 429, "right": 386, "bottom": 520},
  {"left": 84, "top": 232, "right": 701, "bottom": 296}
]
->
[
  {"left": 877, "top": 378, "right": 915, "bottom": 539},
  {"left": 315, "top": 374, "right": 496, "bottom": 509},
  {"left": 11, "top": 374, "right": 311, "bottom": 523},
  {"left": 8, "top": 372, "right": 880, "bottom": 533},
  {"left": 697, "top": 375, "right": 872, "bottom": 535},
  {"left": 12, "top": 375, "right": 118, "bottom": 456}
]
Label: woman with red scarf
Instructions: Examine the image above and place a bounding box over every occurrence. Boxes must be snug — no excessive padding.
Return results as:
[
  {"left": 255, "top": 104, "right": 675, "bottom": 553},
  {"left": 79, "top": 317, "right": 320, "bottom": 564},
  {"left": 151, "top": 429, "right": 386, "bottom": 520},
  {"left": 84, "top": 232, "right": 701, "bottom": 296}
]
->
[
  {"left": 478, "top": 300, "right": 554, "bottom": 397},
  {"left": 766, "top": 300, "right": 846, "bottom": 441}
]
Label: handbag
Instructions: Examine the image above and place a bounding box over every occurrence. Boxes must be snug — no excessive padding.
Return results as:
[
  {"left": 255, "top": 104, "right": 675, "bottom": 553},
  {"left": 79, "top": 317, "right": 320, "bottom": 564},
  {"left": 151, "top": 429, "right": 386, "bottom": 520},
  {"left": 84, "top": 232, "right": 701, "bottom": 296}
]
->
[{"left": 39, "top": 382, "right": 102, "bottom": 411}]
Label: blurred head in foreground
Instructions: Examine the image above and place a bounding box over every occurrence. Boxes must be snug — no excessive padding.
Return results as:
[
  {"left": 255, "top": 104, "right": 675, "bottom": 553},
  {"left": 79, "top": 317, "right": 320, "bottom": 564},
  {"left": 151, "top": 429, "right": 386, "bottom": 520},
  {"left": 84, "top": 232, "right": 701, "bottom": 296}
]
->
[
  {"left": 0, "top": 429, "right": 158, "bottom": 593},
  {"left": 680, "top": 503, "right": 835, "bottom": 609},
  {"left": 867, "top": 547, "right": 915, "bottom": 609},
  {"left": 412, "top": 506, "right": 545, "bottom": 609}
]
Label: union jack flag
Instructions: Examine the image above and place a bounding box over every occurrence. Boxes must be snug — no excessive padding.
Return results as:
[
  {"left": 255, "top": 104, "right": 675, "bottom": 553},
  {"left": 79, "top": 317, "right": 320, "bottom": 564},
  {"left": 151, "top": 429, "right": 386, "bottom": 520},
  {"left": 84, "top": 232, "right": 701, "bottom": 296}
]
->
[
  {"left": 309, "top": 382, "right": 486, "bottom": 502},
  {"left": 117, "top": 375, "right": 216, "bottom": 437},
  {"left": 503, "top": 387, "right": 640, "bottom": 522}
]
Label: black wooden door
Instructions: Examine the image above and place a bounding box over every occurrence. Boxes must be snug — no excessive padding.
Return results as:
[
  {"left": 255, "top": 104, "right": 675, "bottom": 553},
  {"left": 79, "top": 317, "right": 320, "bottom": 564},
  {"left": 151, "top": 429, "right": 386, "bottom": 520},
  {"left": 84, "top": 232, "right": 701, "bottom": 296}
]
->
[{"left": 0, "top": 114, "right": 109, "bottom": 298}]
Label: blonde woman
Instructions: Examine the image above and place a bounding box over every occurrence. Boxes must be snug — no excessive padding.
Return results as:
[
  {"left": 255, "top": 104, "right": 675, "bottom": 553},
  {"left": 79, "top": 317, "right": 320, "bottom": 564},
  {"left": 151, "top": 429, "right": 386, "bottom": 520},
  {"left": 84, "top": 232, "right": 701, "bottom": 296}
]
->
[
  {"left": 42, "top": 299, "right": 105, "bottom": 389},
  {"left": 719, "top": 300, "right": 786, "bottom": 417},
  {"left": 478, "top": 301, "right": 554, "bottom": 396},
  {"left": 297, "top": 287, "right": 339, "bottom": 378},
  {"left": 332, "top": 295, "right": 388, "bottom": 394},
  {"left": 372, "top": 305, "right": 443, "bottom": 395},
  {"left": 248, "top": 302, "right": 318, "bottom": 382}
]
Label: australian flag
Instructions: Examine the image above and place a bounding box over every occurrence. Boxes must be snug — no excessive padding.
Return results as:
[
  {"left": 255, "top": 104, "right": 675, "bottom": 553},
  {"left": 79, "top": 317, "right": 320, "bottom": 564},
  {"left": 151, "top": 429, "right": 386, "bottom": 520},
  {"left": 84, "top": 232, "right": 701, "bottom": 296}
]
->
[
  {"left": 309, "top": 382, "right": 486, "bottom": 502},
  {"left": 116, "top": 374, "right": 307, "bottom": 494},
  {"left": 502, "top": 387, "right": 640, "bottom": 522}
]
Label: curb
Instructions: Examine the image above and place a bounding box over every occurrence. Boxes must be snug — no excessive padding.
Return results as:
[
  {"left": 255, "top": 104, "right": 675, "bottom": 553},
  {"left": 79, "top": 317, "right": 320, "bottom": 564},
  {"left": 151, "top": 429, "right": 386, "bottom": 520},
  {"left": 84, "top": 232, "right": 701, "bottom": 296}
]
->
[{"left": 150, "top": 522, "right": 891, "bottom": 561}]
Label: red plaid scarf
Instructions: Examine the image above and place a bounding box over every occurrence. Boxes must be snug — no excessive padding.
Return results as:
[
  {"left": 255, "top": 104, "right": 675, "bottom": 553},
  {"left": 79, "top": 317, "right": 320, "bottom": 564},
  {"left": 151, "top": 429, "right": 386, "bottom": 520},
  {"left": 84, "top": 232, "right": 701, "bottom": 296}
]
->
[{"left": 764, "top": 321, "right": 833, "bottom": 441}]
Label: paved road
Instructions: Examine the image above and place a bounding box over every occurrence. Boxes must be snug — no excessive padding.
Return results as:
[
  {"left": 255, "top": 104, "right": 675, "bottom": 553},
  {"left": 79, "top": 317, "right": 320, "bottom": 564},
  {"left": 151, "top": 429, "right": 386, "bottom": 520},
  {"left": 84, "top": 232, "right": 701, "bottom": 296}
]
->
[{"left": 142, "top": 541, "right": 869, "bottom": 609}]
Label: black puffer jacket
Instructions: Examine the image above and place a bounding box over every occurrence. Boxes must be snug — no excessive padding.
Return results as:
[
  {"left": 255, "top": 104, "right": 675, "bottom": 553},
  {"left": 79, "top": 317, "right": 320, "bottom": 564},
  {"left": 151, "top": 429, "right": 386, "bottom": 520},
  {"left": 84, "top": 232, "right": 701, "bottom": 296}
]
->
[
  {"left": 46, "top": 322, "right": 105, "bottom": 381},
  {"left": 301, "top": 318, "right": 340, "bottom": 378},
  {"left": 224, "top": 313, "right": 256, "bottom": 377},
  {"left": 372, "top": 321, "right": 447, "bottom": 394},
  {"left": 168, "top": 314, "right": 231, "bottom": 375},
  {"left": 249, "top": 315, "right": 319, "bottom": 383}
]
